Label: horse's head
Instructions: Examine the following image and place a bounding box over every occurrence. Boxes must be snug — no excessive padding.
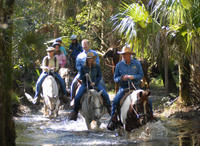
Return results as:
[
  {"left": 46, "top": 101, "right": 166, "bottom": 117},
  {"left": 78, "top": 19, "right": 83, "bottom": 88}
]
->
[
  {"left": 124, "top": 90, "right": 151, "bottom": 131},
  {"left": 103, "top": 48, "right": 114, "bottom": 58},
  {"left": 87, "top": 89, "right": 104, "bottom": 120},
  {"left": 132, "top": 90, "right": 151, "bottom": 125}
]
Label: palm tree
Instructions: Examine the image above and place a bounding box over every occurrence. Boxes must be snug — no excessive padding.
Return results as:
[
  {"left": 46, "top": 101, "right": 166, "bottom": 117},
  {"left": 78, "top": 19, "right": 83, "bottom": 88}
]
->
[
  {"left": 152, "top": 0, "right": 200, "bottom": 105},
  {"left": 111, "top": 1, "right": 177, "bottom": 94}
]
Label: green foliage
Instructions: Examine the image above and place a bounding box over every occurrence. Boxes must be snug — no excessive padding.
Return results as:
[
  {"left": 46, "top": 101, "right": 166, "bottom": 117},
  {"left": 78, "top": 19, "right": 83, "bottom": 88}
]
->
[{"left": 11, "top": 92, "right": 20, "bottom": 105}]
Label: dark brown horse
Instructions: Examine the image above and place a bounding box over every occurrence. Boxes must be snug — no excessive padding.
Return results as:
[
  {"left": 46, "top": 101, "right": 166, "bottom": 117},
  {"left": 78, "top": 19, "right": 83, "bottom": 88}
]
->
[{"left": 103, "top": 48, "right": 150, "bottom": 92}]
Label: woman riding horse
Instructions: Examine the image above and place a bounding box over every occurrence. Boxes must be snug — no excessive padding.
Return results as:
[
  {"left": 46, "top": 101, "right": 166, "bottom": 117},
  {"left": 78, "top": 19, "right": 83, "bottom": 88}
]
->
[
  {"left": 69, "top": 52, "right": 111, "bottom": 121},
  {"left": 107, "top": 46, "right": 153, "bottom": 131},
  {"left": 32, "top": 47, "right": 69, "bottom": 104}
]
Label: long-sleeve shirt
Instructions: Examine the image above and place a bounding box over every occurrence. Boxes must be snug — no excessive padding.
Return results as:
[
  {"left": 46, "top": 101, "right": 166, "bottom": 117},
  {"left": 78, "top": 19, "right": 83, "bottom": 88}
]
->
[
  {"left": 114, "top": 59, "right": 144, "bottom": 88},
  {"left": 79, "top": 64, "right": 102, "bottom": 86},
  {"left": 76, "top": 49, "right": 100, "bottom": 73},
  {"left": 42, "top": 56, "right": 59, "bottom": 72},
  {"left": 55, "top": 53, "right": 66, "bottom": 68}
]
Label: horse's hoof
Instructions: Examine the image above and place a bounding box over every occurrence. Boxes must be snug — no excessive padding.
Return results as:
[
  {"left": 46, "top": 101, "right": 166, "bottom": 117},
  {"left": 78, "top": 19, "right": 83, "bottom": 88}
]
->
[
  {"left": 107, "top": 120, "right": 117, "bottom": 131},
  {"left": 68, "top": 111, "right": 78, "bottom": 121}
]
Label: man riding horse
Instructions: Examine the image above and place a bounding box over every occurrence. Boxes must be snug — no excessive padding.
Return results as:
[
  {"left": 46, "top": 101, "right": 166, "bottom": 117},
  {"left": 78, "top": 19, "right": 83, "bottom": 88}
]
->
[
  {"left": 107, "top": 46, "right": 153, "bottom": 131},
  {"left": 70, "top": 39, "right": 102, "bottom": 102},
  {"left": 69, "top": 52, "right": 111, "bottom": 121},
  {"left": 32, "top": 47, "right": 69, "bottom": 104}
]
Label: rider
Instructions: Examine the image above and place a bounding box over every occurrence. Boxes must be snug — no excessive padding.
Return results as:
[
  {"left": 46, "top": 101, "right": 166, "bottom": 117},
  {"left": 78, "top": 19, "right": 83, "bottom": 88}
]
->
[
  {"left": 69, "top": 52, "right": 111, "bottom": 121},
  {"left": 32, "top": 47, "right": 69, "bottom": 104},
  {"left": 53, "top": 42, "right": 67, "bottom": 68},
  {"left": 69, "top": 34, "right": 83, "bottom": 67},
  {"left": 55, "top": 37, "right": 67, "bottom": 56},
  {"left": 70, "top": 39, "right": 100, "bottom": 102},
  {"left": 107, "top": 46, "right": 152, "bottom": 131}
]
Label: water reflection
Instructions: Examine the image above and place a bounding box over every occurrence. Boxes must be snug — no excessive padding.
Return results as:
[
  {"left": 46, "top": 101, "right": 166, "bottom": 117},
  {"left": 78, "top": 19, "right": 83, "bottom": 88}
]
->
[{"left": 15, "top": 110, "right": 200, "bottom": 146}]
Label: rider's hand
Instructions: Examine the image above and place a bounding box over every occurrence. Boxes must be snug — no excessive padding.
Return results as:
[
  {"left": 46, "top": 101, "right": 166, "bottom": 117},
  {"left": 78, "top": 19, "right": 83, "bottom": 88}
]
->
[
  {"left": 128, "top": 75, "right": 134, "bottom": 80},
  {"left": 77, "top": 79, "right": 82, "bottom": 84},
  {"left": 122, "top": 75, "right": 128, "bottom": 81},
  {"left": 90, "top": 82, "right": 95, "bottom": 87}
]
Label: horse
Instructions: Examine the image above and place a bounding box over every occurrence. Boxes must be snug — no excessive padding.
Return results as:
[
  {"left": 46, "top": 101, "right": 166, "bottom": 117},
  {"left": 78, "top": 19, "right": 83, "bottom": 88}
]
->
[
  {"left": 59, "top": 67, "right": 73, "bottom": 90},
  {"left": 120, "top": 89, "right": 152, "bottom": 132},
  {"left": 80, "top": 89, "right": 107, "bottom": 130},
  {"left": 42, "top": 73, "right": 60, "bottom": 118}
]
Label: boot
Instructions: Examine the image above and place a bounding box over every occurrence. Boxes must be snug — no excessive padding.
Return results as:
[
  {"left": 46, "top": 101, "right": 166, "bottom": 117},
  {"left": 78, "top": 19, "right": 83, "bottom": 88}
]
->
[
  {"left": 69, "top": 111, "right": 78, "bottom": 121},
  {"left": 107, "top": 112, "right": 118, "bottom": 131}
]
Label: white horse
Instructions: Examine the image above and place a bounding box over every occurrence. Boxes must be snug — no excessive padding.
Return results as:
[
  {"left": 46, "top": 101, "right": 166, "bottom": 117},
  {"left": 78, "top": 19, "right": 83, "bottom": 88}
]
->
[
  {"left": 81, "top": 89, "right": 106, "bottom": 130},
  {"left": 42, "top": 75, "right": 60, "bottom": 118},
  {"left": 120, "top": 89, "right": 151, "bottom": 132}
]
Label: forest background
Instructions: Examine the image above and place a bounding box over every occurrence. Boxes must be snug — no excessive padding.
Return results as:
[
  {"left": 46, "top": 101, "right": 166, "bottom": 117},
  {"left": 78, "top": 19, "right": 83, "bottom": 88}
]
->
[{"left": 0, "top": 0, "right": 200, "bottom": 145}]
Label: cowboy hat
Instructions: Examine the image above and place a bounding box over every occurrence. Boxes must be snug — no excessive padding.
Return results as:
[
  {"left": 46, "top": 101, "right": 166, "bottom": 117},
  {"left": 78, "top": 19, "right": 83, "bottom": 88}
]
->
[
  {"left": 46, "top": 47, "right": 55, "bottom": 52},
  {"left": 117, "top": 46, "right": 135, "bottom": 54},
  {"left": 86, "top": 52, "right": 96, "bottom": 59}
]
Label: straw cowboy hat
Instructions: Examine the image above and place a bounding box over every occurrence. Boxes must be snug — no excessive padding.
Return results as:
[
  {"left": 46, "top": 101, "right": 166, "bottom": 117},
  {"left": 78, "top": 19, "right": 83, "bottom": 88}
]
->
[
  {"left": 46, "top": 47, "right": 55, "bottom": 52},
  {"left": 86, "top": 52, "right": 96, "bottom": 59},
  {"left": 117, "top": 46, "right": 135, "bottom": 54}
]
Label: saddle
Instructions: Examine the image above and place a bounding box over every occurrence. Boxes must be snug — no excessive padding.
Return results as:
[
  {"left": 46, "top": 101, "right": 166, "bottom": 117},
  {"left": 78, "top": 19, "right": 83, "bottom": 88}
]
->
[{"left": 119, "top": 88, "right": 134, "bottom": 107}]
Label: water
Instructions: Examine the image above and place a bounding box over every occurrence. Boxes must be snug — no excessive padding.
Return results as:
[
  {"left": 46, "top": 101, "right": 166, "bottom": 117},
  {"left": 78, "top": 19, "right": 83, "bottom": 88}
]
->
[{"left": 15, "top": 109, "right": 200, "bottom": 146}]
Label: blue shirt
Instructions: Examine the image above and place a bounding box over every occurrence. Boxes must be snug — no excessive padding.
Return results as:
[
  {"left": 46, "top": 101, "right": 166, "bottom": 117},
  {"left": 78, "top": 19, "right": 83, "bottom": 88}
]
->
[
  {"left": 60, "top": 46, "right": 67, "bottom": 56},
  {"left": 69, "top": 43, "right": 83, "bottom": 59},
  {"left": 114, "top": 59, "right": 144, "bottom": 88},
  {"left": 76, "top": 49, "right": 100, "bottom": 73}
]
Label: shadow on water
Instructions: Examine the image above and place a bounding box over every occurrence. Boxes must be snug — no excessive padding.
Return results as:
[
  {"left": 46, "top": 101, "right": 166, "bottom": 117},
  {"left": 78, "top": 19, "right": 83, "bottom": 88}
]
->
[{"left": 15, "top": 109, "right": 200, "bottom": 146}]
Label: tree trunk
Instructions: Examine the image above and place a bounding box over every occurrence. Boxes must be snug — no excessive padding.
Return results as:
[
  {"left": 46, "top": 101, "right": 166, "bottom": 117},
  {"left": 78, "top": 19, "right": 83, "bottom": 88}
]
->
[
  {"left": 178, "top": 57, "right": 191, "bottom": 105},
  {"left": 164, "top": 41, "right": 169, "bottom": 95},
  {"left": 0, "top": 0, "right": 16, "bottom": 145}
]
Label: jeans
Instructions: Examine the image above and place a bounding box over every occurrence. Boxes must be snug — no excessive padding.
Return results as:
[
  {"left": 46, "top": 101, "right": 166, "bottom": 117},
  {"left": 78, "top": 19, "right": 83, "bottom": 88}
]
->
[
  {"left": 34, "top": 72, "right": 68, "bottom": 99},
  {"left": 70, "top": 73, "right": 106, "bottom": 100},
  {"left": 34, "top": 72, "right": 48, "bottom": 98},
  {"left": 111, "top": 87, "right": 153, "bottom": 117},
  {"left": 73, "top": 84, "right": 111, "bottom": 112}
]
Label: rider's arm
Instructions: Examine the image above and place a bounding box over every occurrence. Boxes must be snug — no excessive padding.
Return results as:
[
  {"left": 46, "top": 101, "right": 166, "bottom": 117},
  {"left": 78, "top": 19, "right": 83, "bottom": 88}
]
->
[
  {"left": 79, "top": 66, "right": 86, "bottom": 84},
  {"left": 76, "top": 56, "right": 83, "bottom": 72},
  {"left": 41, "top": 56, "right": 49, "bottom": 72},
  {"left": 133, "top": 61, "right": 144, "bottom": 81},
  {"left": 114, "top": 63, "right": 122, "bottom": 83}
]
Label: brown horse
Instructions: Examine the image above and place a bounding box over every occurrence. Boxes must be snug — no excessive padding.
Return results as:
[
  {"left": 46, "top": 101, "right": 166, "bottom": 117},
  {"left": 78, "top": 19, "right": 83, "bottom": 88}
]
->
[
  {"left": 120, "top": 89, "right": 152, "bottom": 132},
  {"left": 103, "top": 48, "right": 150, "bottom": 92}
]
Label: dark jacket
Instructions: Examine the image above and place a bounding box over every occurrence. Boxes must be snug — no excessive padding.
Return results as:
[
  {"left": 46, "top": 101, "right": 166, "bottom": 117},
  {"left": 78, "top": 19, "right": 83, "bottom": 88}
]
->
[
  {"left": 79, "top": 64, "right": 102, "bottom": 86},
  {"left": 69, "top": 43, "right": 83, "bottom": 59}
]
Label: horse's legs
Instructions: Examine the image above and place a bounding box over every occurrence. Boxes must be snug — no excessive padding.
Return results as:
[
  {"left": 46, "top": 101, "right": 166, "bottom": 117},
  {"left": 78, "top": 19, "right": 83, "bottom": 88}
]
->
[
  {"left": 54, "top": 99, "right": 60, "bottom": 117},
  {"left": 44, "top": 104, "right": 48, "bottom": 117},
  {"left": 85, "top": 118, "right": 91, "bottom": 130}
]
